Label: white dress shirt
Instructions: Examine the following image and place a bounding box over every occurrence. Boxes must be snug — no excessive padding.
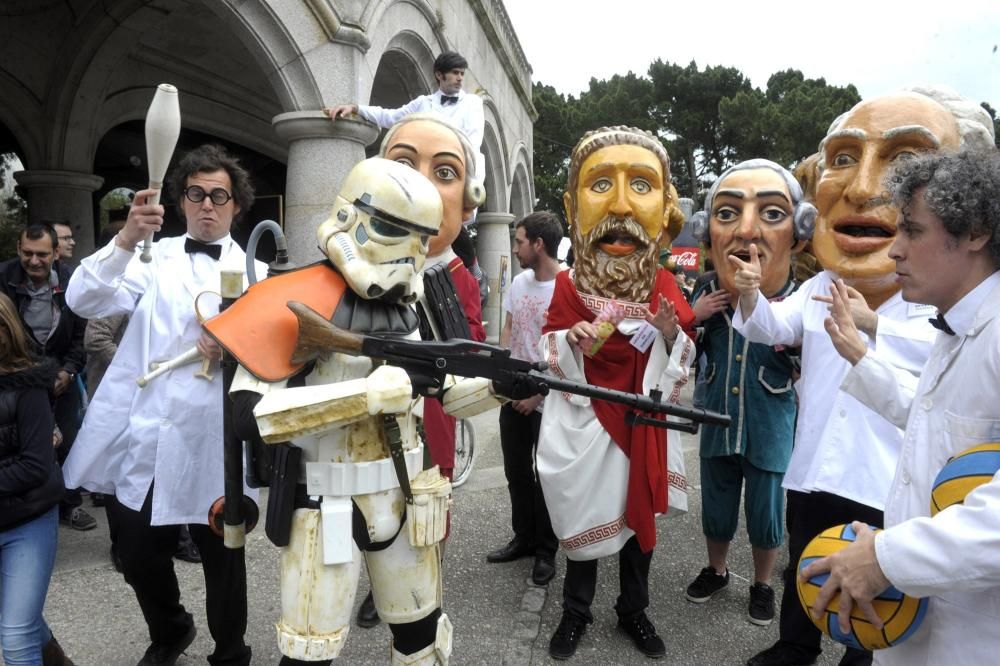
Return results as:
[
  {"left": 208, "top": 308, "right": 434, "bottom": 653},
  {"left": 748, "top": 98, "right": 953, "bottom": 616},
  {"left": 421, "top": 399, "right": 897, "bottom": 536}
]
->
[
  {"left": 841, "top": 272, "right": 1000, "bottom": 666},
  {"left": 64, "top": 234, "right": 264, "bottom": 525},
  {"left": 733, "top": 271, "right": 937, "bottom": 509}
]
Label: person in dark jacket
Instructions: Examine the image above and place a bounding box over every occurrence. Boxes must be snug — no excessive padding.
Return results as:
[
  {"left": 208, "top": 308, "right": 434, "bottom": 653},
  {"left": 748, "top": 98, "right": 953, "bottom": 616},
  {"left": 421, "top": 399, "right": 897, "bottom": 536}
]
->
[
  {"left": 0, "top": 223, "right": 93, "bottom": 531},
  {"left": 0, "top": 292, "right": 74, "bottom": 665}
]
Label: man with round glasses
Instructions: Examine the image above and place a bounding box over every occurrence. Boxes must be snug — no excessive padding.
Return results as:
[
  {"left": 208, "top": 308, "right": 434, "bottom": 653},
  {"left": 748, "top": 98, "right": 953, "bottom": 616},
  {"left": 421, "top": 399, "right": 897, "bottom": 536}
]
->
[{"left": 65, "top": 144, "right": 262, "bottom": 666}]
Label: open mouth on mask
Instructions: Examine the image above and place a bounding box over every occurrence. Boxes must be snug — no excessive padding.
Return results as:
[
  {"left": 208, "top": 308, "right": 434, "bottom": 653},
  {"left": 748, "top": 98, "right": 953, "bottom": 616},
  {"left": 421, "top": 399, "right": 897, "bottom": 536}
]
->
[
  {"left": 831, "top": 215, "right": 896, "bottom": 254},
  {"left": 596, "top": 231, "right": 645, "bottom": 256}
]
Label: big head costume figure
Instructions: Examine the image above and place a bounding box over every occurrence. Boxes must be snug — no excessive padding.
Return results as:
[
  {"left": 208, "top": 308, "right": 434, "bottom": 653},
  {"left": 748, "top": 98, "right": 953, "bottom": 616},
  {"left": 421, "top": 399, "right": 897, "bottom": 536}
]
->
[
  {"left": 537, "top": 126, "right": 696, "bottom": 659},
  {"left": 690, "top": 159, "right": 816, "bottom": 299},
  {"left": 379, "top": 113, "right": 485, "bottom": 259},
  {"left": 211, "top": 158, "right": 472, "bottom": 665},
  {"left": 564, "top": 126, "right": 686, "bottom": 303},
  {"left": 811, "top": 86, "right": 994, "bottom": 307}
]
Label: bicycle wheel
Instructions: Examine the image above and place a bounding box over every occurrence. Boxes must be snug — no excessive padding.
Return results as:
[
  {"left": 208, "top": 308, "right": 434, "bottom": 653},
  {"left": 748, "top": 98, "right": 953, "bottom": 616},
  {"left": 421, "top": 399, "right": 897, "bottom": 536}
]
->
[{"left": 451, "top": 418, "right": 477, "bottom": 487}]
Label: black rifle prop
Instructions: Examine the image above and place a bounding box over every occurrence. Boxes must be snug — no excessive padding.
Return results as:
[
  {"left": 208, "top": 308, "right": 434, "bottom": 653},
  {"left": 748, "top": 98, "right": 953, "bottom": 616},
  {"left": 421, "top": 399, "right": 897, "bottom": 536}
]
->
[{"left": 288, "top": 301, "right": 730, "bottom": 434}]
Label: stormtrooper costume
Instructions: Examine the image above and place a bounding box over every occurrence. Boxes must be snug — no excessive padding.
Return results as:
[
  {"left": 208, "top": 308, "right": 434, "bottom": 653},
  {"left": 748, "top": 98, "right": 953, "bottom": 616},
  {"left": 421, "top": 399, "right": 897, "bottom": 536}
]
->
[{"left": 208, "top": 158, "right": 498, "bottom": 665}]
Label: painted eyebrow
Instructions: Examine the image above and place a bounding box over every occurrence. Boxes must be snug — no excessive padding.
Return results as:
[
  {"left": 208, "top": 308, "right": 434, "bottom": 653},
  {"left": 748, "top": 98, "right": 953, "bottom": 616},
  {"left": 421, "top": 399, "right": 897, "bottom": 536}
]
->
[
  {"left": 881, "top": 125, "right": 941, "bottom": 147},
  {"left": 585, "top": 162, "right": 660, "bottom": 177},
  {"left": 755, "top": 190, "right": 792, "bottom": 204},
  {"left": 715, "top": 189, "right": 746, "bottom": 200},
  {"left": 432, "top": 150, "right": 464, "bottom": 162},
  {"left": 825, "top": 128, "right": 868, "bottom": 142}
]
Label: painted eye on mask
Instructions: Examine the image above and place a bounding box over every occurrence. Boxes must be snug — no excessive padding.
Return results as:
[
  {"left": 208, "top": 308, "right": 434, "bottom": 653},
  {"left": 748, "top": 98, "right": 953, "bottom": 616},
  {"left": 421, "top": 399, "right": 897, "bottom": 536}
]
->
[
  {"left": 714, "top": 206, "right": 740, "bottom": 223},
  {"left": 591, "top": 178, "right": 612, "bottom": 194},
  {"left": 434, "top": 165, "right": 459, "bottom": 181},
  {"left": 631, "top": 178, "right": 652, "bottom": 194},
  {"left": 831, "top": 152, "right": 858, "bottom": 168},
  {"left": 761, "top": 206, "right": 790, "bottom": 223},
  {"left": 892, "top": 150, "right": 918, "bottom": 162}
]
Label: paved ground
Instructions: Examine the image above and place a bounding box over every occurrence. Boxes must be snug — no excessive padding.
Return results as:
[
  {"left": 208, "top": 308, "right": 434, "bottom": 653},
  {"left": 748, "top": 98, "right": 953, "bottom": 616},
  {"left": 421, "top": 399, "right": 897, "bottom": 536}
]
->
[{"left": 35, "top": 384, "right": 849, "bottom": 665}]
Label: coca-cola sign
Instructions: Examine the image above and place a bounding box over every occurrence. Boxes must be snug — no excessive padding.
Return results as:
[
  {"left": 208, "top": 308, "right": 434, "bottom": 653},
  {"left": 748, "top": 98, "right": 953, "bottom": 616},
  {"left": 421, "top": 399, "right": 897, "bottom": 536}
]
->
[{"left": 671, "top": 246, "right": 700, "bottom": 269}]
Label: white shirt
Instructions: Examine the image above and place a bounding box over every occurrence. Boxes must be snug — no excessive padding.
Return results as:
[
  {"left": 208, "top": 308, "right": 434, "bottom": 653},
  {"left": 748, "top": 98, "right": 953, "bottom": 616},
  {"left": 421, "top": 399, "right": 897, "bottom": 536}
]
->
[
  {"left": 733, "top": 270, "right": 937, "bottom": 509},
  {"left": 63, "top": 234, "right": 264, "bottom": 525},
  {"left": 502, "top": 269, "right": 556, "bottom": 363},
  {"left": 841, "top": 272, "right": 1000, "bottom": 666}
]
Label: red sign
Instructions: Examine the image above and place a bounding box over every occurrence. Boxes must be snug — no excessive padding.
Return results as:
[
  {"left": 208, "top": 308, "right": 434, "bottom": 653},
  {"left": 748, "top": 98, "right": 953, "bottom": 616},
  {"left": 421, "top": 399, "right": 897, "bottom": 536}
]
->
[{"left": 670, "top": 246, "right": 700, "bottom": 270}]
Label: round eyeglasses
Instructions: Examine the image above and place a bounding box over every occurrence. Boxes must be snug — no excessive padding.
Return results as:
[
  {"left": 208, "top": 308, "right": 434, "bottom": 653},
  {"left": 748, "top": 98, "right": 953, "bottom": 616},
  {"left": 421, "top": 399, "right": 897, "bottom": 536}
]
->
[{"left": 183, "top": 186, "right": 232, "bottom": 206}]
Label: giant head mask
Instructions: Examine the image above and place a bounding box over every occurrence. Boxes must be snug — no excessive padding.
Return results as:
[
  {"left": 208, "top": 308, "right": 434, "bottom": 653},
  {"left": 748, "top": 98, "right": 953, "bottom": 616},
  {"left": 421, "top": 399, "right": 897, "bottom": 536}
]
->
[
  {"left": 564, "top": 126, "right": 684, "bottom": 303},
  {"left": 811, "top": 86, "right": 994, "bottom": 306},
  {"left": 379, "top": 114, "right": 485, "bottom": 258},
  {"left": 318, "top": 157, "right": 443, "bottom": 304},
  {"left": 690, "top": 159, "right": 815, "bottom": 298}
]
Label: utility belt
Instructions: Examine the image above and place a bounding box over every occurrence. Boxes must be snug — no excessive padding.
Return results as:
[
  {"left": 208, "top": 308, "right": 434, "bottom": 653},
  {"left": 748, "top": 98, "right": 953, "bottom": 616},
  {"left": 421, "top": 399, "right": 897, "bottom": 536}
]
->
[{"left": 265, "top": 439, "right": 450, "bottom": 561}]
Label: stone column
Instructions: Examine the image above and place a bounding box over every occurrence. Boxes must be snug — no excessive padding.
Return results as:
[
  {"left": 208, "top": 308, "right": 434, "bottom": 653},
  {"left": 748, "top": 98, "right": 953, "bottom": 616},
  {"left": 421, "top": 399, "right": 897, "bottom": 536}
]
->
[
  {"left": 272, "top": 112, "right": 378, "bottom": 264},
  {"left": 13, "top": 170, "right": 104, "bottom": 256},
  {"left": 475, "top": 211, "right": 515, "bottom": 344}
]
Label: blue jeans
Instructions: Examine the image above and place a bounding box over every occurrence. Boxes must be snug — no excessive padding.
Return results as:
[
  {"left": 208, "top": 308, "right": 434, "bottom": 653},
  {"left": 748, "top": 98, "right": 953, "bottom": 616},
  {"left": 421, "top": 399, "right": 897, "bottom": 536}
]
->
[{"left": 1, "top": 506, "right": 58, "bottom": 666}]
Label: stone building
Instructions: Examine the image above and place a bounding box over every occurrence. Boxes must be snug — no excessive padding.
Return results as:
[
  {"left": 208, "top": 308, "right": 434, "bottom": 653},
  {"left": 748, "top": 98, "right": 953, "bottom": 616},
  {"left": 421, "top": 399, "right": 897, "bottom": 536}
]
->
[{"left": 0, "top": 0, "right": 535, "bottom": 340}]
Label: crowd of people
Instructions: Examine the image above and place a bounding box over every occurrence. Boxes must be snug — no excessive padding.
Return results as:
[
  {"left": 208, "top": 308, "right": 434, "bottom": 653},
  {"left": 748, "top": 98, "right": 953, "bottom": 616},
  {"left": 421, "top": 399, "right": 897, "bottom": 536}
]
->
[{"left": 2, "top": 48, "right": 1000, "bottom": 666}]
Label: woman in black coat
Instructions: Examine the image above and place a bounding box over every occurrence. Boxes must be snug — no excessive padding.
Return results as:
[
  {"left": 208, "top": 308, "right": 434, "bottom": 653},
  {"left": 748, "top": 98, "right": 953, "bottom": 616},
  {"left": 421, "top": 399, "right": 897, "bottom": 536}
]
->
[{"left": 0, "top": 292, "right": 71, "bottom": 665}]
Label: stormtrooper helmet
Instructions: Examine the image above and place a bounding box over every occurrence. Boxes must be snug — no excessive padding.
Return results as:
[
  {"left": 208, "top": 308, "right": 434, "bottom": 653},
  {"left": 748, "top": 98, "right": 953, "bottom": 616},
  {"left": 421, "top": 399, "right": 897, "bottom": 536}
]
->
[{"left": 318, "top": 158, "right": 443, "bottom": 304}]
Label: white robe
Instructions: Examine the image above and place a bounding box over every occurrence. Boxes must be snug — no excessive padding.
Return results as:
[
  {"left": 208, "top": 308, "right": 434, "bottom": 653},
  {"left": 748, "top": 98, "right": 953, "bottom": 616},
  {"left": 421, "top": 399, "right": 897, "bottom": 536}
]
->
[
  {"left": 536, "top": 324, "right": 694, "bottom": 560},
  {"left": 64, "top": 235, "right": 263, "bottom": 525}
]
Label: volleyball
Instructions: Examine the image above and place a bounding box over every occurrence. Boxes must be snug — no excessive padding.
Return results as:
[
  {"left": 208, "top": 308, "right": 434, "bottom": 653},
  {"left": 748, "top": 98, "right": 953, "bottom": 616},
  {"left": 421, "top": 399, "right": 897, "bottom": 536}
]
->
[
  {"left": 797, "top": 523, "right": 928, "bottom": 650},
  {"left": 931, "top": 442, "right": 1000, "bottom": 516}
]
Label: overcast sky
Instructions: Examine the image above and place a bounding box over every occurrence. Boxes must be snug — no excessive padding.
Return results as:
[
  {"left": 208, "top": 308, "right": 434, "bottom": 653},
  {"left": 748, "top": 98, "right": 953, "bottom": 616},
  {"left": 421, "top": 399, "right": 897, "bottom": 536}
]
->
[{"left": 502, "top": 0, "right": 1000, "bottom": 109}]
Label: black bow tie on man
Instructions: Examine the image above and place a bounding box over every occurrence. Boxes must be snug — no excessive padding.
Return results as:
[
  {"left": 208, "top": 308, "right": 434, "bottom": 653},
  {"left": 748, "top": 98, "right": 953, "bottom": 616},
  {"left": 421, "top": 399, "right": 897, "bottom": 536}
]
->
[
  {"left": 928, "top": 313, "right": 955, "bottom": 336},
  {"left": 185, "top": 237, "right": 222, "bottom": 260},
  {"left": 441, "top": 95, "right": 459, "bottom": 105}
]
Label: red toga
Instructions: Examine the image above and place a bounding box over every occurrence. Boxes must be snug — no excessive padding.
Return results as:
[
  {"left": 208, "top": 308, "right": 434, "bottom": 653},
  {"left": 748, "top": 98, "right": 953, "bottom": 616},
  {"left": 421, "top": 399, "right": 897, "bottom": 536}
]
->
[{"left": 542, "top": 268, "right": 694, "bottom": 553}]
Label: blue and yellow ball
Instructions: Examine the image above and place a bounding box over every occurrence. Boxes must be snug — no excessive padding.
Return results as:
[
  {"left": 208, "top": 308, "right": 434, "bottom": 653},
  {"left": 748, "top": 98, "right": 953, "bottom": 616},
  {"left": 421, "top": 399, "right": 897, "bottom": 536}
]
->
[
  {"left": 797, "top": 523, "right": 928, "bottom": 651},
  {"left": 931, "top": 442, "right": 1000, "bottom": 516}
]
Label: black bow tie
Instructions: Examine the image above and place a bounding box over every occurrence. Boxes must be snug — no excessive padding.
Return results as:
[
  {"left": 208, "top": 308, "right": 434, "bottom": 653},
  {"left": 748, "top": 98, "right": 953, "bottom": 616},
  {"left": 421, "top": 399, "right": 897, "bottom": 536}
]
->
[
  {"left": 929, "top": 314, "right": 955, "bottom": 336},
  {"left": 441, "top": 95, "right": 459, "bottom": 105},
  {"left": 184, "top": 238, "right": 222, "bottom": 260}
]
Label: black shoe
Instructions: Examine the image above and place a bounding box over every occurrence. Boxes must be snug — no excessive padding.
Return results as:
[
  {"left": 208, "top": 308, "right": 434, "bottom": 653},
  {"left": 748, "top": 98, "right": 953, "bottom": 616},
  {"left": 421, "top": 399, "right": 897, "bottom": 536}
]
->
[
  {"left": 486, "top": 537, "right": 535, "bottom": 563},
  {"left": 685, "top": 566, "right": 729, "bottom": 603},
  {"left": 91, "top": 493, "right": 107, "bottom": 508},
  {"left": 549, "top": 613, "right": 587, "bottom": 660},
  {"left": 746, "top": 640, "right": 820, "bottom": 666},
  {"left": 137, "top": 622, "right": 196, "bottom": 666},
  {"left": 42, "top": 633, "right": 76, "bottom": 666},
  {"left": 748, "top": 582, "right": 776, "bottom": 626},
  {"left": 174, "top": 540, "right": 201, "bottom": 564},
  {"left": 617, "top": 612, "right": 666, "bottom": 659},
  {"left": 531, "top": 556, "right": 556, "bottom": 586},
  {"left": 356, "top": 590, "right": 381, "bottom": 628},
  {"left": 60, "top": 507, "right": 97, "bottom": 531}
]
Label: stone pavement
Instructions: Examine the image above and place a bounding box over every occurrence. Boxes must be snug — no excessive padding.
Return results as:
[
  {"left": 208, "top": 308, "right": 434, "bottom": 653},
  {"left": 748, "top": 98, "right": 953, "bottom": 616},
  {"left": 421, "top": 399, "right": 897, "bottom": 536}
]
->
[{"left": 37, "top": 385, "right": 848, "bottom": 665}]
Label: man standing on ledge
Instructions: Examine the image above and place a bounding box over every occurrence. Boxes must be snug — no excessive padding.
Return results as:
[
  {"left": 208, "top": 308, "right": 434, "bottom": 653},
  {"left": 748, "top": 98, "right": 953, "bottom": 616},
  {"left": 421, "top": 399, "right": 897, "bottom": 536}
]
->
[{"left": 487, "top": 211, "right": 563, "bottom": 586}]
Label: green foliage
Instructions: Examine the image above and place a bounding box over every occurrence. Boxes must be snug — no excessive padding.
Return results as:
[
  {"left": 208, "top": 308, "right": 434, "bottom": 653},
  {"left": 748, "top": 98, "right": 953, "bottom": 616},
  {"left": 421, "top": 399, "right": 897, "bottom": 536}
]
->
[{"left": 531, "top": 61, "right": 861, "bottom": 212}]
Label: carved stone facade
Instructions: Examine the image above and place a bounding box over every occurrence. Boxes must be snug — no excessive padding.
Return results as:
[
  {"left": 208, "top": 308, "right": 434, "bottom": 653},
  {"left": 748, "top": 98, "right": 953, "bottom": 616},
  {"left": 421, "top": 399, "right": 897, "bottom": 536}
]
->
[{"left": 0, "top": 0, "right": 534, "bottom": 340}]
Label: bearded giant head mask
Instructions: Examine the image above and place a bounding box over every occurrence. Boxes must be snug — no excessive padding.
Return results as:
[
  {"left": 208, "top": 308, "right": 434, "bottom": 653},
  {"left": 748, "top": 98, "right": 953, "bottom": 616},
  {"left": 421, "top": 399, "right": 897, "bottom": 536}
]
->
[{"left": 563, "top": 126, "right": 684, "bottom": 303}]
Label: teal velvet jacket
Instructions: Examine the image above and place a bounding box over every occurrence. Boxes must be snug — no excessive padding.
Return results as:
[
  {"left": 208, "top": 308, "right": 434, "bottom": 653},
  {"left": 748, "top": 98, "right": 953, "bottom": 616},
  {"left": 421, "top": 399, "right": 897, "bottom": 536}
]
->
[{"left": 693, "top": 276, "right": 799, "bottom": 473}]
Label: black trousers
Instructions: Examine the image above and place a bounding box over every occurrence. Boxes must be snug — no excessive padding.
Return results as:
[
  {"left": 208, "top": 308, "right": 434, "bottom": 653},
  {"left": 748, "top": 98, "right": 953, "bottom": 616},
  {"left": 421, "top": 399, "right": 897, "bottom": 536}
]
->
[
  {"left": 53, "top": 388, "right": 82, "bottom": 512},
  {"left": 780, "top": 490, "right": 882, "bottom": 666},
  {"left": 107, "top": 489, "right": 251, "bottom": 666},
  {"left": 562, "top": 535, "right": 652, "bottom": 624},
  {"left": 498, "top": 403, "right": 557, "bottom": 557}
]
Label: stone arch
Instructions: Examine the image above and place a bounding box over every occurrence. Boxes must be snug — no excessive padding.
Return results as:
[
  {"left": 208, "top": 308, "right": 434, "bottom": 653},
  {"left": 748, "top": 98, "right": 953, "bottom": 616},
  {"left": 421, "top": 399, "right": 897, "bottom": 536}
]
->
[
  {"left": 358, "top": 0, "right": 445, "bottom": 99},
  {"left": 509, "top": 159, "right": 533, "bottom": 219}
]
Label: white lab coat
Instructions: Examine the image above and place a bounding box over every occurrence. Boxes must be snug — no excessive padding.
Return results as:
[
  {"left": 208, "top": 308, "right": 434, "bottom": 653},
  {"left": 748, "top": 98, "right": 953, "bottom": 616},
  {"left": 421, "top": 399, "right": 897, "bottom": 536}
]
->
[
  {"left": 732, "top": 270, "right": 937, "bottom": 509},
  {"left": 841, "top": 273, "right": 1000, "bottom": 665},
  {"left": 64, "top": 235, "right": 263, "bottom": 525}
]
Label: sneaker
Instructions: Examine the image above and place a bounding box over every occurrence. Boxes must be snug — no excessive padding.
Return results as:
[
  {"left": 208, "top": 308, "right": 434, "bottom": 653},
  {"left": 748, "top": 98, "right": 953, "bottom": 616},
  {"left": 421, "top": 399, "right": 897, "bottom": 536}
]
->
[
  {"left": 60, "top": 507, "right": 97, "bottom": 531},
  {"left": 746, "top": 640, "right": 820, "bottom": 666},
  {"left": 549, "top": 613, "right": 587, "bottom": 660},
  {"left": 748, "top": 582, "right": 776, "bottom": 626},
  {"left": 617, "top": 612, "right": 666, "bottom": 658},
  {"left": 685, "top": 566, "right": 729, "bottom": 603},
  {"left": 137, "top": 622, "right": 196, "bottom": 666}
]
